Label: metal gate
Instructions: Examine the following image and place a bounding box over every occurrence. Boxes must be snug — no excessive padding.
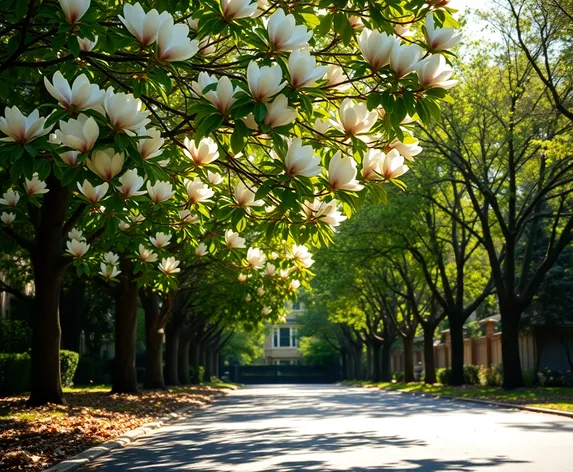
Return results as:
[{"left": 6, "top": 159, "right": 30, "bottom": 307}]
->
[{"left": 231, "top": 365, "right": 340, "bottom": 384}]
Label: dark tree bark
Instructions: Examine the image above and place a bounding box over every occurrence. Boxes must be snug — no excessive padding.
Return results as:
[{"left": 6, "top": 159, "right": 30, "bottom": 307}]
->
[
  {"left": 449, "top": 317, "right": 465, "bottom": 386},
  {"left": 164, "top": 320, "right": 179, "bottom": 386},
  {"left": 402, "top": 335, "right": 415, "bottom": 382},
  {"left": 500, "top": 307, "right": 524, "bottom": 388},
  {"left": 381, "top": 338, "right": 394, "bottom": 382},
  {"left": 370, "top": 341, "right": 382, "bottom": 382},
  {"left": 178, "top": 329, "right": 191, "bottom": 385},
  {"left": 60, "top": 279, "right": 86, "bottom": 353},
  {"left": 423, "top": 324, "right": 437, "bottom": 384}
]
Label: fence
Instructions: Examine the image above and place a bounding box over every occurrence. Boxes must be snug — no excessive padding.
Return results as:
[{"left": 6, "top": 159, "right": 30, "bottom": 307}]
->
[{"left": 230, "top": 365, "right": 341, "bottom": 384}]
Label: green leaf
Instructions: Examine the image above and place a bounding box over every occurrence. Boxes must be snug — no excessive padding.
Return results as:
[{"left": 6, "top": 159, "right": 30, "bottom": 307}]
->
[
  {"left": 317, "top": 14, "right": 332, "bottom": 36},
  {"left": 68, "top": 35, "right": 81, "bottom": 57},
  {"left": 35, "top": 159, "right": 52, "bottom": 180},
  {"left": 253, "top": 102, "right": 267, "bottom": 122},
  {"left": 195, "top": 114, "right": 224, "bottom": 140}
]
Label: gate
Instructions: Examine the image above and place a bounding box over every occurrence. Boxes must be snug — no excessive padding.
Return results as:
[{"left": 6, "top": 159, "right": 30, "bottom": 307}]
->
[{"left": 231, "top": 365, "right": 340, "bottom": 384}]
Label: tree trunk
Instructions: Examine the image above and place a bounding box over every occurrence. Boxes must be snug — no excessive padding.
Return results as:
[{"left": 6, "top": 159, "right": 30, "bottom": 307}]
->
[
  {"left": 354, "top": 344, "right": 363, "bottom": 380},
  {"left": 371, "top": 341, "right": 382, "bottom": 382},
  {"left": 141, "top": 290, "right": 165, "bottom": 390},
  {"left": 449, "top": 317, "right": 465, "bottom": 386},
  {"left": 60, "top": 279, "right": 86, "bottom": 353},
  {"left": 178, "top": 333, "right": 191, "bottom": 385},
  {"left": 423, "top": 324, "right": 437, "bottom": 384},
  {"left": 403, "top": 335, "right": 415, "bottom": 382},
  {"left": 340, "top": 351, "right": 347, "bottom": 381},
  {"left": 501, "top": 309, "right": 524, "bottom": 389},
  {"left": 164, "top": 321, "right": 179, "bottom": 386},
  {"left": 381, "top": 339, "right": 393, "bottom": 382},
  {"left": 112, "top": 257, "right": 139, "bottom": 394},
  {"left": 28, "top": 178, "right": 69, "bottom": 406}
]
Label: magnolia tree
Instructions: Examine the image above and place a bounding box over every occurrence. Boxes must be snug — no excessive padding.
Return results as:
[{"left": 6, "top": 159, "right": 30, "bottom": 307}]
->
[{"left": 0, "top": 0, "right": 461, "bottom": 404}]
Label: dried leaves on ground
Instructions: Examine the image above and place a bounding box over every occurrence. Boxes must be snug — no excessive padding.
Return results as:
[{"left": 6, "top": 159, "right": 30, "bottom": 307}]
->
[{"left": 0, "top": 385, "right": 232, "bottom": 471}]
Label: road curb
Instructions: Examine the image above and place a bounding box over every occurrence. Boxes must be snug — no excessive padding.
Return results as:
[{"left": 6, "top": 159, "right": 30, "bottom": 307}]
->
[{"left": 45, "top": 391, "right": 227, "bottom": 472}]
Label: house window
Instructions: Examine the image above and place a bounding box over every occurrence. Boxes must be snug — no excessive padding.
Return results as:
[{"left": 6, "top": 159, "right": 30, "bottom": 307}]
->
[
  {"left": 279, "top": 327, "right": 291, "bottom": 347},
  {"left": 272, "top": 326, "right": 298, "bottom": 348},
  {"left": 273, "top": 328, "right": 278, "bottom": 347},
  {"left": 291, "top": 328, "right": 297, "bottom": 347}
]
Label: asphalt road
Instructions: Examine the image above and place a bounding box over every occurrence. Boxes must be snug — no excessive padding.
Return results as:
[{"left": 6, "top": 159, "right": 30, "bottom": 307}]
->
[{"left": 83, "top": 385, "right": 573, "bottom": 471}]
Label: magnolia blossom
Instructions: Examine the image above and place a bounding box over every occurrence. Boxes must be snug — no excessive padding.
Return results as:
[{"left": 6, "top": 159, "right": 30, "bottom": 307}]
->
[
  {"left": 261, "top": 306, "right": 272, "bottom": 316},
  {"left": 150, "top": 232, "right": 172, "bottom": 248},
  {"left": 389, "top": 43, "right": 424, "bottom": 78},
  {"left": 77, "top": 180, "right": 108, "bottom": 203},
  {"left": 119, "top": 3, "right": 171, "bottom": 46},
  {"left": 147, "top": 181, "right": 174, "bottom": 203},
  {"left": 103, "top": 251, "right": 119, "bottom": 265},
  {"left": 221, "top": 0, "right": 258, "bottom": 19},
  {"left": 314, "top": 118, "right": 330, "bottom": 135},
  {"left": 238, "top": 273, "right": 248, "bottom": 283},
  {"left": 44, "top": 72, "right": 104, "bottom": 112},
  {"left": 159, "top": 257, "right": 181, "bottom": 275},
  {"left": 246, "top": 247, "right": 266, "bottom": 268},
  {"left": 247, "top": 62, "right": 286, "bottom": 101},
  {"left": 288, "top": 49, "right": 327, "bottom": 88},
  {"left": 264, "top": 262, "right": 276, "bottom": 277},
  {"left": 389, "top": 138, "right": 423, "bottom": 161},
  {"left": 185, "top": 177, "right": 214, "bottom": 203},
  {"left": 380, "top": 149, "right": 409, "bottom": 179},
  {"left": 245, "top": 294, "right": 251, "bottom": 302},
  {"left": 87, "top": 148, "right": 124, "bottom": 181},
  {"left": 425, "top": 14, "right": 462, "bottom": 51},
  {"left": 267, "top": 8, "right": 312, "bottom": 52},
  {"left": 288, "top": 244, "right": 314, "bottom": 268},
  {"left": 183, "top": 136, "right": 219, "bottom": 166},
  {"left": 257, "top": 286, "right": 266, "bottom": 297},
  {"left": 59, "top": 0, "right": 90, "bottom": 24},
  {"left": 289, "top": 279, "right": 301, "bottom": 291},
  {"left": 348, "top": 15, "right": 364, "bottom": 29},
  {"left": 301, "top": 199, "right": 346, "bottom": 227},
  {"left": 25, "top": 173, "right": 49, "bottom": 196},
  {"left": 284, "top": 138, "right": 321, "bottom": 177},
  {"left": 204, "top": 76, "right": 238, "bottom": 114},
  {"left": 57, "top": 148, "right": 79, "bottom": 166},
  {"left": 207, "top": 171, "right": 224, "bottom": 185},
  {"left": 242, "top": 113, "right": 258, "bottom": 130},
  {"left": 137, "top": 127, "right": 164, "bottom": 160},
  {"left": 53, "top": 114, "right": 99, "bottom": 153},
  {"left": 195, "top": 242, "right": 208, "bottom": 257},
  {"left": 68, "top": 228, "right": 84, "bottom": 240},
  {"left": 333, "top": 98, "right": 377, "bottom": 136},
  {"left": 1, "top": 212, "right": 15, "bottom": 225},
  {"left": 0, "top": 107, "right": 52, "bottom": 144},
  {"left": 99, "top": 262, "right": 121, "bottom": 280},
  {"left": 66, "top": 238, "right": 89, "bottom": 258},
  {"left": 157, "top": 17, "right": 199, "bottom": 62},
  {"left": 116, "top": 169, "right": 146, "bottom": 197},
  {"left": 199, "top": 36, "right": 217, "bottom": 55},
  {"left": 138, "top": 244, "right": 158, "bottom": 262},
  {"left": 279, "top": 268, "right": 291, "bottom": 279},
  {"left": 394, "top": 23, "right": 413, "bottom": 38},
  {"left": 264, "top": 95, "right": 297, "bottom": 128},
  {"left": 77, "top": 35, "right": 98, "bottom": 51},
  {"left": 187, "top": 17, "right": 199, "bottom": 31},
  {"left": 416, "top": 54, "right": 457, "bottom": 89},
  {"left": 357, "top": 29, "right": 397, "bottom": 70},
  {"left": 191, "top": 72, "right": 216, "bottom": 98},
  {"left": 0, "top": 190, "right": 20, "bottom": 208},
  {"left": 361, "top": 148, "right": 385, "bottom": 180},
  {"left": 234, "top": 181, "right": 263, "bottom": 207},
  {"left": 326, "top": 65, "right": 350, "bottom": 90},
  {"left": 328, "top": 151, "right": 363, "bottom": 192},
  {"left": 103, "top": 87, "right": 150, "bottom": 136},
  {"left": 179, "top": 209, "right": 200, "bottom": 224},
  {"left": 225, "top": 229, "right": 246, "bottom": 249}
]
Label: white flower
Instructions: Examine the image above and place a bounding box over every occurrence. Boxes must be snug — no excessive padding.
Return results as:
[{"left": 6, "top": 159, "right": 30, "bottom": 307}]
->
[
  {"left": 222, "top": 0, "right": 258, "bottom": 19},
  {"left": 314, "top": 118, "right": 330, "bottom": 135},
  {"left": 225, "top": 229, "right": 246, "bottom": 249},
  {"left": 245, "top": 294, "right": 251, "bottom": 302},
  {"left": 425, "top": 14, "right": 462, "bottom": 51},
  {"left": 199, "top": 35, "right": 217, "bottom": 56},
  {"left": 0, "top": 190, "right": 20, "bottom": 208},
  {"left": 267, "top": 8, "right": 312, "bottom": 52},
  {"left": 288, "top": 49, "right": 327, "bottom": 88},
  {"left": 357, "top": 29, "right": 397, "bottom": 70},
  {"left": 103, "top": 251, "right": 119, "bottom": 265},
  {"left": 25, "top": 173, "right": 49, "bottom": 196},
  {"left": 150, "top": 232, "right": 172, "bottom": 248},
  {"left": 119, "top": 3, "right": 171, "bottom": 46},
  {"left": 247, "top": 62, "right": 286, "bottom": 101},
  {"left": 361, "top": 148, "right": 385, "bottom": 180},
  {"left": 242, "top": 113, "right": 258, "bottom": 130},
  {"left": 138, "top": 244, "right": 158, "bottom": 262},
  {"left": 77, "top": 35, "right": 98, "bottom": 51},
  {"left": 416, "top": 54, "right": 458, "bottom": 90},
  {"left": 0, "top": 107, "right": 52, "bottom": 145},
  {"left": 147, "top": 181, "right": 174, "bottom": 203},
  {"left": 116, "top": 169, "right": 146, "bottom": 197},
  {"left": 136, "top": 127, "right": 164, "bottom": 160},
  {"left": 264, "top": 262, "right": 276, "bottom": 277},
  {"left": 238, "top": 273, "right": 248, "bottom": 283},
  {"left": 348, "top": 15, "right": 364, "bottom": 29},
  {"left": 183, "top": 136, "right": 219, "bottom": 166},
  {"left": 264, "top": 95, "right": 297, "bottom": 128},
  {"left": 44, "top": 72, "right": 104, "bottom": 112},
  {"left": 333, "top": 98, "right": 377, "bottom": 136},
  {"left": 159, "top": 257, "right": 181, "bottom": 274},
  {"left": 301, "top": 199, "right": 346, "bottom": 227},
  {"left": 270, "top": 251, "right": 279, "bottom": 260},
  {"left": 195, "top": 242, "right": 208, "bottom": 257},
  {"left": 66, "top": 238, "right": 90, "bottom": 258},
  {"left": 68, "top": 228, "right": 84, "bottom": 240},
  {"left": 380, "top": 149, "right": 409, "bottom": 179},
  {"left": 1, "top": 212, "right": 15, "bottom": 225},
  {"left": 86, "top": 148, "right": 124, "bottom": 181},
  {"left": 394, "top": 23, "right": 413, "bottom": 38},
  {"left": 103, "top": 87, "right": 150, "bottom": 136},
  {"left": 179, "top": 209, "right": 199, "bottom": 224},
  {"left": 328, "top": 151, "right": 364, "bottom": 192},
  {"left": 77, "top": 180, "right": 108, "bottom": 203},
  {"left": 289, "top": 279, "right": 301, "bottom": 291},
  {"left": 187, "top": 17, "right": 199, "bottom": 31},
  {"left": 59, "top": 0, "right": 90, "bottom": 24},
  {"left": 207, "top": 171, "right": 224, "bottom": 185},
  {"left": 326, "top": 65, "right": 350, "bottom": 90},
  {"left": 246, "top": 247, "right": 266, "bottom": 268},
  {"left": 257, "top": 286, "right": 266, "bottom": 296},
  {"left": 59, "top": 150, "right": 79, "bottom": 166},
  {"left": 389, "top": 43, "right": 424, "bottom": 78},
  {"left": 234, "top": 181, "right": 263, "bottom": 207},
  {"left": 389, "top": 138, "right": 423, "bottom": 161},
  {"left": 261, "top": 306, "right": 272, "bottom": 315},
  {"left": 191, "top": 72, "right": 216, "bottom": 98},
  {"left": 284, "top": 138, "right": 321, "bottom": 177},
  {"left": 99, "top": 262, "right": 121, "bottom": 280},
  {"left": 53, "top": 114, "right": 99, "bottom": 153},
  {"left": 185, "top": 177, "right": 214, "bottom": 203},
  {"left": 157, "top": 17, "right": 199, "bottom": 62},
  {"left": 204, "top": 76, "right": 239, "bottom": 114},
  {"left": 279, "top": 268, "right": 291, "bottom": 279},
  {"left": 288, "top": 244, "right": 314, "bottom": 268}
]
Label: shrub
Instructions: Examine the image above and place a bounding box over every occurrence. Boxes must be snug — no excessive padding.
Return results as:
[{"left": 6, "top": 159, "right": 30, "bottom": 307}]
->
[
  {"left": 478, "top": 364, "right": 504, "bottom": 386},
  {"left": 522, "top": 369, "right": 537, "bottom": 387},
  {"left": 436, "top": 368, "right": 452, "bottom": 385},
  {"left": 0, "top": 353, "right": 31, "bottom": 395},
  {"left": 463, "top": 365, "right": 481, "bottom": 385},
  {"left": 537, "top": 368, "right": 573, "bottom": 387},
  {"left": 74, "top": 355, "right": 112, "bottom": 385},
  {"left": 0, "top": 319, "right": 31, "bottom": 353},
  {"left": 189, "top": 365, "right": 205, "bottom": 384},
  {"left": 392, "top": 371, "right": 405, "bottom": 382},
  {"left": 60, "top": 350, "right": 79, "bottom": 388}
]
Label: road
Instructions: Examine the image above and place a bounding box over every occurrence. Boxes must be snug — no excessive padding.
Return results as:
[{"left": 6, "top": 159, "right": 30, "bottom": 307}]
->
[{"left": 83, "top": 385, "right": 573, "bottom": 471}]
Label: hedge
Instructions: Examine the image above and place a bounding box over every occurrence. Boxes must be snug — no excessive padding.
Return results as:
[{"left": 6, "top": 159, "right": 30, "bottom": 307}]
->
[
  {"left": 60, "top": 350, "right": 79, "bottom": 387},
  {"left": 436, "top": 367, "right": 452, "bottom": 385},
  {"left": 190, "top": 365, "right": 205, "bottom": 384}
]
